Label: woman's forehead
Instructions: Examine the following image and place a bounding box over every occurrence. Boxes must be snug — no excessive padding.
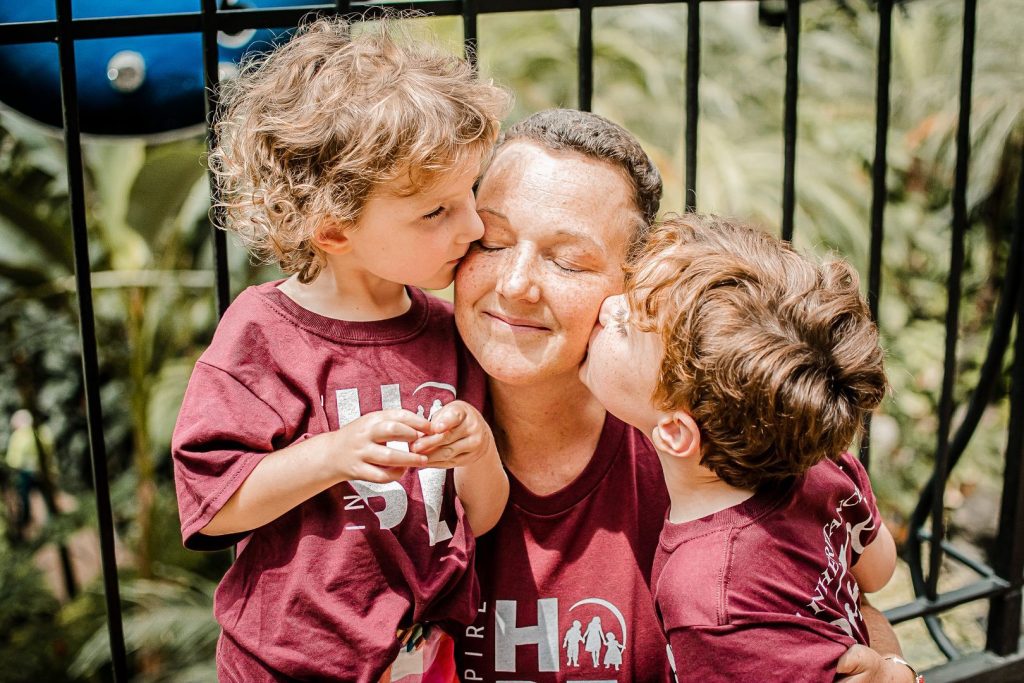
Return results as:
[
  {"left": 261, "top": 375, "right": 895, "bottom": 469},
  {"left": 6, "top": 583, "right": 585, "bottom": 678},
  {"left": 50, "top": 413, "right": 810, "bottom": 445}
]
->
[{"left": 476, "top": 141, "right": 635, "bottom": 246}]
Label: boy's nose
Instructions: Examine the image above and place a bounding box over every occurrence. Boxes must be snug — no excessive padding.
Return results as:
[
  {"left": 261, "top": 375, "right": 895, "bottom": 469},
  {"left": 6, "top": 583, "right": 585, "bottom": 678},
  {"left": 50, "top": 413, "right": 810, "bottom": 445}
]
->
[
  {"left": 456, "top": 194, "right": 485, "bottom": 243},
  {"left": 599, "top": 294, "right": 625, "bottom": 327},
  {"left": 462, "top": 205, "right": 485, "bottom": 242}
]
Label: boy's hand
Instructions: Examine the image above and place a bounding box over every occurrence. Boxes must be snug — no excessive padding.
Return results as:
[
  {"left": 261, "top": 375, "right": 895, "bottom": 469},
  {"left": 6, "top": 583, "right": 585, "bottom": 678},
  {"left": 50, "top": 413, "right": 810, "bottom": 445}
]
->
[
  {"left": 332, "top": 409, "right": 433, "bottom": 484},
  {"left": 411, "top": 401, "right": 495, "bottom": 469}
]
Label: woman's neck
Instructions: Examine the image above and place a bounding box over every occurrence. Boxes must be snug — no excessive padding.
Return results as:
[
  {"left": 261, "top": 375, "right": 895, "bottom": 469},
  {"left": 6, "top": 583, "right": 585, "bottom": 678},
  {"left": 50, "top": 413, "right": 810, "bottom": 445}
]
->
[{"left": 489, "top": 372, "right": 607, "bottom": 496}]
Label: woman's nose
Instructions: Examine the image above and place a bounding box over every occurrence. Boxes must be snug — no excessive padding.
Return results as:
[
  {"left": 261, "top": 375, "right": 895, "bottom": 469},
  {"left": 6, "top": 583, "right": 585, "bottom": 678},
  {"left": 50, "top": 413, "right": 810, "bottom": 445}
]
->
[
  {"left": 496, "top": 248, "right": 541, "bottom": 303},
  {"left": 599, "top": 294, "right": 625, "bottom": 327}
]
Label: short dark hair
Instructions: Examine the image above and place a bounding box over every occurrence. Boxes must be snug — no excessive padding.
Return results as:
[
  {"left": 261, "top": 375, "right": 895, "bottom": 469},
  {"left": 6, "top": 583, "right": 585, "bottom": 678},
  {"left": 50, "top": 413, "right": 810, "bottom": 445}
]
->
[
  {"left": 627, "top": 214, "right": 888, "bottom": 490},
  {"left": 497, "top": 109, "right": 662, "bottom": 253}
]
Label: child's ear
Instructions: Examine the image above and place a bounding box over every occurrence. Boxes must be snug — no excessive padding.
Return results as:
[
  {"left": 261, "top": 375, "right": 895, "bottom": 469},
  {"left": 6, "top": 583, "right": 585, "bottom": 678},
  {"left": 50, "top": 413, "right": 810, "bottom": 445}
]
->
[
  {"left": 313, "top": 219, "right": 353, "bottom": 255},
  {"left": 651, "top": 411, "right": 700, "bottom": 460}
]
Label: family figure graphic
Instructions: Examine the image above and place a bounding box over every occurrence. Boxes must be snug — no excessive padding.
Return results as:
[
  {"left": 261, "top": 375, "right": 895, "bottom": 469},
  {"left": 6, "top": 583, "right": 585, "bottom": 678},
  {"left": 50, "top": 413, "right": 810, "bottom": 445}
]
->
[{"left": 562, "top": 617, "right": 625, "bottom": 671}]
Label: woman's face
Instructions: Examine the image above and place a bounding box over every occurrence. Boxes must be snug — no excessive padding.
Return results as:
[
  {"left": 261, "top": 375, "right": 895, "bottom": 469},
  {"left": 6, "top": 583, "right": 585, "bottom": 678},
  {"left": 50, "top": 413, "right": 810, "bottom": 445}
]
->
[{"left": 455, "top": 140, "right": 637, "bottom": 386}]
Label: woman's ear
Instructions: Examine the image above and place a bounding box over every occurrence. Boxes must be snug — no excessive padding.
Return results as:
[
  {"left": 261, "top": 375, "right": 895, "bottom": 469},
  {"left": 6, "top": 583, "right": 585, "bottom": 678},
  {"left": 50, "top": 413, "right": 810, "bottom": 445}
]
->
[
  {"left": 651, "top": 411, "right": 700, "bottom": 460},
  {"left": 313, "top": 219, "right": 353, "bottom": 255}
]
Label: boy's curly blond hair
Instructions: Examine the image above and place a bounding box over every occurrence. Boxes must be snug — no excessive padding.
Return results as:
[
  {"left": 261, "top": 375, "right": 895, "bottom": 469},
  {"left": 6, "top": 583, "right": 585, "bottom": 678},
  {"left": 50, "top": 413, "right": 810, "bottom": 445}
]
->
[
  {"left": 626, "top": 214, "right": 887, "bottom": 490},
  {"left": 209, "top": 15, "right": 510, "bottom": 283}
]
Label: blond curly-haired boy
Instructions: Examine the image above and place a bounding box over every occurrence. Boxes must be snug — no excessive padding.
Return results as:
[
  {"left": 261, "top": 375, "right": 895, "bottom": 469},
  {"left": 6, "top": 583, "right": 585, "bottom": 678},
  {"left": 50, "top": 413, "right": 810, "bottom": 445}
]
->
[{"left": 172, "top": 16, "right": 510, "bottom": 681}]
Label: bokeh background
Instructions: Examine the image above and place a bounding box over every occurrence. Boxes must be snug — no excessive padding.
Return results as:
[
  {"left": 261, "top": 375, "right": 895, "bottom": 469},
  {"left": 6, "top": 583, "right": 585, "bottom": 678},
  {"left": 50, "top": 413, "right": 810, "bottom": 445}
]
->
[{"left": 1, "top": 0, "right": 1023, "bottom": 679}]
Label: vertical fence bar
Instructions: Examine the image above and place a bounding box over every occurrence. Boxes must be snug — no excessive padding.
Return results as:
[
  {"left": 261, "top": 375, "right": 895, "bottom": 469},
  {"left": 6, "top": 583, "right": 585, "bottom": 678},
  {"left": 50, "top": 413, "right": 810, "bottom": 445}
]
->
[
  {"left": 578, "top": 0, "right": 593, "bottom": 112},
  {"left": 860, "top": 0, "right": 893, "bottom": 472},
  {"left": 53, "top": 0, "right": 128, "bottom": 678},
  {"left": 201, "top": 0, "right": 230, "bottom": 318},
  {"left": 684, "top": 0, "right": 699, "bottom": 212},
  {"left": 927, "top": 0, "right": 976, "bottom": 602},
  {"left": 986, "top": 142, "right": 1024, "bottom": 657},
  {"left": 463, "top": 0, "right": 478, "bottom": 72},
  {"left": 780, "top": 0, "right": 799, "bottom": 242}
]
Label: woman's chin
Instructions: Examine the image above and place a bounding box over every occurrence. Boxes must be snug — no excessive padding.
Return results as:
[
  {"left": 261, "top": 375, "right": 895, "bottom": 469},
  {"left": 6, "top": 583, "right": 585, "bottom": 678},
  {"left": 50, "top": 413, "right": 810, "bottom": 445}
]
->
[{"left": 484, "top": 356, "right": 589, "bottom": 389}]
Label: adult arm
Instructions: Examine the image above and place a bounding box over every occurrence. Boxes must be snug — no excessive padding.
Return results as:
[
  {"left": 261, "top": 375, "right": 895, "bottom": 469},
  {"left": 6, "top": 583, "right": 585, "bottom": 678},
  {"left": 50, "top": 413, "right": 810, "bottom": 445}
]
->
[{"left": 835, "top": 597, "right": 915, "bottom": 682}]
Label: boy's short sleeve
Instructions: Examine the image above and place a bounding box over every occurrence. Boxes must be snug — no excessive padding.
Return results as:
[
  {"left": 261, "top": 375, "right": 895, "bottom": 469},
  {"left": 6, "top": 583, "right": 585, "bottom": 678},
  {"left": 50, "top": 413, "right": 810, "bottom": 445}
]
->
[
  {"left": 836, "top": 451, "right": 882, "bottom": 552},
  {"left": 172, "top": 361, "right": 288, "bottom": 551},
  {"left": 667, "top": 619, "right": 853, "bottom": 682}
]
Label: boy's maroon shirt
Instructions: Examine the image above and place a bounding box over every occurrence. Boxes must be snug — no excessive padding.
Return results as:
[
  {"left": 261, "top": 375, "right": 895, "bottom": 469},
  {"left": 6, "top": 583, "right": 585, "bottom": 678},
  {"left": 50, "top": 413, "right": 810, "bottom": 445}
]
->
[
  {"left": 651, "top": 451, "right": 881, "bottom": 682},
  {"left": 172, "top": 282, "right": 482, "bottom": 682},
  {"left": 453, "top": 415, "right": 673, "bottom": 682}
]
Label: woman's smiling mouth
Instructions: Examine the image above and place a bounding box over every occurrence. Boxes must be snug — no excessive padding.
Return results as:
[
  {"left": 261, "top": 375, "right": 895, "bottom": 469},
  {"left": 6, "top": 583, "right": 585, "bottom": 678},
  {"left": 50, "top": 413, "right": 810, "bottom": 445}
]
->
[{"left": 484, "top": 311, "right": 551, "bottom": 332}]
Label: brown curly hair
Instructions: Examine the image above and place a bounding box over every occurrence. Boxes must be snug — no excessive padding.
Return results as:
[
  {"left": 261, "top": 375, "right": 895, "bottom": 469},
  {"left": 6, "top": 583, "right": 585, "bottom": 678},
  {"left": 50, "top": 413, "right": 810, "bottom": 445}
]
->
[
  {"left": 209, "top": 15, "right": 510, "bottom": 282},
  {"left": 626, "top": 214, "right": 887, "bottom": 490}
]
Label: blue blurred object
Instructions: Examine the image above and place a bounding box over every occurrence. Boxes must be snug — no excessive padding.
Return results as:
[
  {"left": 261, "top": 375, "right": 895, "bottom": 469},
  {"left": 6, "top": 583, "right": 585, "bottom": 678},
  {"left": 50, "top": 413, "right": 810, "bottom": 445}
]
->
[{"left": 0, "top": 0, "right": 311, "bottom": 136}]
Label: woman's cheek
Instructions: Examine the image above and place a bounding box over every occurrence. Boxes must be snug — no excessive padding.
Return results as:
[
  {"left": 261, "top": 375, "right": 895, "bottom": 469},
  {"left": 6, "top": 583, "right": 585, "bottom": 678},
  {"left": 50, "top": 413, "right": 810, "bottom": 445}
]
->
[
  {"left": 454, "top": 254, "right": 492, "bottom": 298},
  {"left": 562, "top": 286, "right": 609, "bottom": 341}
]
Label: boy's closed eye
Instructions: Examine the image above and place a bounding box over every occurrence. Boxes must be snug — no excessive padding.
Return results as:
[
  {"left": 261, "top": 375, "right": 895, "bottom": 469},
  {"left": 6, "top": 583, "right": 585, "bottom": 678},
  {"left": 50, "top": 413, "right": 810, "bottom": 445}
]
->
[
  {"left": 610, "top": 305, "right": 630, "bottom": 336},
  {"left": 422, "top": 206, "right": 446, "bottom": 221}
]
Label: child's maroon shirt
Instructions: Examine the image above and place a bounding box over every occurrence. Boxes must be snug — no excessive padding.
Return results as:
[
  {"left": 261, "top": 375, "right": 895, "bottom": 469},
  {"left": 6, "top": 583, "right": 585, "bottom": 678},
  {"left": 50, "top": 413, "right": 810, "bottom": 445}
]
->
[
  {"left": 172, "top": 282, "right": 482, "bottom": 682},
  {"left": 651, "top": 451, "right": 881, "bottom": 682}
]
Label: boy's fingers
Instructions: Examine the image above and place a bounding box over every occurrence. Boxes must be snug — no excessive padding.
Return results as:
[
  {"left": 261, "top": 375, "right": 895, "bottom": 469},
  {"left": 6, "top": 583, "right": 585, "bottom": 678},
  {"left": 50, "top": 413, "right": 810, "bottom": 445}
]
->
[
  {"left": 379, "top": 409, "right": 433, "bottom": 433},
  {"left": 354, "top": 463, "right": 406, "bottom": 484},
  {"left": 372, "top": 421, "right": 422, "bottom": 444},
  {"left": 423, "top": 437, "right": 475, "bottom": 466},
  {"left": 411, "top": 431, "right": 457, "bottom": 454},
  {"left": 430, "top": 403, "right": 468, "bottom": 434},
  {"left": 367, "top": 446, "right": 428, "bottom": 468}
]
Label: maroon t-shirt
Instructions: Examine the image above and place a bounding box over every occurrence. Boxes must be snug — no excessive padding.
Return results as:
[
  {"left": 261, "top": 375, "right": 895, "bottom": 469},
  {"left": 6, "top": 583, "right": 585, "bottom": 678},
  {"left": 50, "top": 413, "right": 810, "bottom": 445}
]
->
[
  {"left": 651, "top": 452, "right": 881, "bottom": 682},
  {"left": 454, "top": 414, "right": 673, "bottom": 682},
  {"left": 172, "top": 282, "right": 483, "bottom": 682}
]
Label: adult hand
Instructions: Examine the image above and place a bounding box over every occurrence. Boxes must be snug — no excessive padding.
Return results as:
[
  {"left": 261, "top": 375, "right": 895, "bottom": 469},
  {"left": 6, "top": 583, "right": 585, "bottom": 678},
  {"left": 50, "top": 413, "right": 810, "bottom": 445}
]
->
[{"left": 836, "top": 644, "right": 916, "bottom": 682}]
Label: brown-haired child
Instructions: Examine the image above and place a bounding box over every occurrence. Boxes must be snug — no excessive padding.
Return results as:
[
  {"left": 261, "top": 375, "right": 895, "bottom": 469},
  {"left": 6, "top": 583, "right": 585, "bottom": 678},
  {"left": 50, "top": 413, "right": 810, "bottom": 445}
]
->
[
  {"left": 581, "top": 214, "right": 903, "bottom": 682},
  {"left": 172, "top": 15, "right": 510, "bottom": 681}
]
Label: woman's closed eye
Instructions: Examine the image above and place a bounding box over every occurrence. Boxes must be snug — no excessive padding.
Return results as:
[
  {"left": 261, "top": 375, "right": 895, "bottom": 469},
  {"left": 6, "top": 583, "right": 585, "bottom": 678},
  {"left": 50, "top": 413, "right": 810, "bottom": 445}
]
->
[
  {"left": 553, "top": 259, "right": 584, "bottom": 274},
  {"left": 474, "top": 241, "right": 506, "bottom": 252}
]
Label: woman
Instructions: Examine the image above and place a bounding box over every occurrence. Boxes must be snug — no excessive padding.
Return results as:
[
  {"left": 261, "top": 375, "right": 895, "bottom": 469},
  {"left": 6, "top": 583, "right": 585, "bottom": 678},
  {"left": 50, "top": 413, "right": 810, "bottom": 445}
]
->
[{"left": 450, "top": 109, "right": 917, "bottom": 683}]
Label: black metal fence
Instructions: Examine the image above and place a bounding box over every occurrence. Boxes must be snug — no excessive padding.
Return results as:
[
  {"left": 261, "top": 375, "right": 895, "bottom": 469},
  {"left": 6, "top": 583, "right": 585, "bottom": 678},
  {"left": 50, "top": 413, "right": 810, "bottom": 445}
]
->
[{"left": 0, "top": 1, "right": 1022, "bottom": 681}]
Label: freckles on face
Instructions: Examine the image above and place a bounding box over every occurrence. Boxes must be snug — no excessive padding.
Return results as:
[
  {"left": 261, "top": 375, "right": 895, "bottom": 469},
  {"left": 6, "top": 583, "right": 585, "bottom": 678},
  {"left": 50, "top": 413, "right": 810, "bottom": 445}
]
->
[{"left": 454, "top": 141, "right": 637, "bottom": 384}]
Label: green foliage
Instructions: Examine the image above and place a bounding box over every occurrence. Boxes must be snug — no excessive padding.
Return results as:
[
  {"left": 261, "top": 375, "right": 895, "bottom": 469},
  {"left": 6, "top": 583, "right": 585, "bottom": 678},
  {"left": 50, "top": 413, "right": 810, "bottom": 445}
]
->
[
  {"left": 0, "top": 542, "right": 74, "bottom": 682},
  {"left": 69, "top": 566, "right": 219, "bottom": 683}
]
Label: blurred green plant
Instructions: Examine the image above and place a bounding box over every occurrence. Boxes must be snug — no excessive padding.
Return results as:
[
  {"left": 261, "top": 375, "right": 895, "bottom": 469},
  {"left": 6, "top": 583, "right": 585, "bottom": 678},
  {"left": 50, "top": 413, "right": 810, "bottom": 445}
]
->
[
  {"left": 0, "top": 540, "right": 74, "bottom": 682},
  {"left": 69, "top": 565, "right": 219, "bottom": 683}
]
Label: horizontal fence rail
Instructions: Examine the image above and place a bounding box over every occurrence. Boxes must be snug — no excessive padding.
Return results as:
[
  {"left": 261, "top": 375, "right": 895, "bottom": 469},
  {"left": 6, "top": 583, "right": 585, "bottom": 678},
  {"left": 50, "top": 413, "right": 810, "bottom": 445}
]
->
[{"left": 1, "top": 1, "right": 1022, "bottom": 681}]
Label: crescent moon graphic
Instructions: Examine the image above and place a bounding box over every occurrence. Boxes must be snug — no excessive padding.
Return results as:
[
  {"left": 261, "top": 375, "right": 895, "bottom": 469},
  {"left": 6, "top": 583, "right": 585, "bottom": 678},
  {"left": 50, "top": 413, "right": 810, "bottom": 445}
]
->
[
  {"left": 569, "top": 598, "right": 628, "bottom": 648},
  {"left": 412, "top": 382, "right": 457, "bottom": 397}
]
